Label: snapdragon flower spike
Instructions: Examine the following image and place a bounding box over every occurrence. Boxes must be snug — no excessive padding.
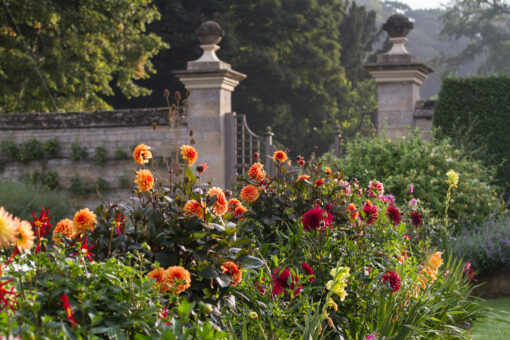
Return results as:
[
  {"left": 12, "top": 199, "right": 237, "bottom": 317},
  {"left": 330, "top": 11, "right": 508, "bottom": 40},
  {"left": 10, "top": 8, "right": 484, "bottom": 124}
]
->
[
  {"left": 0, "top": 268, "right": 19, "bottom": 313},
  {"left": 59, "top": 294, "right": 78, "bottom": 327}
]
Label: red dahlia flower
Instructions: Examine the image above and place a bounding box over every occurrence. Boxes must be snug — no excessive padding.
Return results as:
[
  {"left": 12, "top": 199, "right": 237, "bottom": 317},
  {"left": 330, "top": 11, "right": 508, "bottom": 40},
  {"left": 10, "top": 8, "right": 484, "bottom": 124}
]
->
[
  {"left": 362, "top": 201, "right": 378, "bottom": 225},
  {"left": 301, "top": 262, "right": 315, "bottom": 282},
  {"left": 272, "top": 268, "right": 302, "bottom": 297},
  {"left": 386, "top": 205, "right": 402, "bottom": 226},
  {"left": 59, "top": 294, "right": 78, "bottom": 327},
  {"left": 410, "top": 211, "right": 422, "bottom": 227},
  {"left": 301, "top": 205, "right": 333, "bottom": 231},
  {"left": 382, "top": 270, "right": 401, "bottom": 292}
]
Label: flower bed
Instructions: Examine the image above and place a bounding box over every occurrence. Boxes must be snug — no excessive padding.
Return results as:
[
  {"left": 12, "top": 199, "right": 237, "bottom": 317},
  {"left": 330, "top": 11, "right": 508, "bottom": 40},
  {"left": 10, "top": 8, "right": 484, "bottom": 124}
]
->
[{"left": 0, "top": 143, "right": 486, "bottom": 338}]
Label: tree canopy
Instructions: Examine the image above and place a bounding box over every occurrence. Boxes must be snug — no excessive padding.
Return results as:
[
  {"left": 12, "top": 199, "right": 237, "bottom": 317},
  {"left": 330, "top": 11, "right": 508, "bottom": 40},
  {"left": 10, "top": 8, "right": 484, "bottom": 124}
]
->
[
  {"left": 110, "top": 0, "right": 378, "bottom": 155},
  {"left": 0, "top": 0, "right": 166, "bottom": 112},
  {"left": 440, "top": 0, "right": 510, "bottom": 74}
]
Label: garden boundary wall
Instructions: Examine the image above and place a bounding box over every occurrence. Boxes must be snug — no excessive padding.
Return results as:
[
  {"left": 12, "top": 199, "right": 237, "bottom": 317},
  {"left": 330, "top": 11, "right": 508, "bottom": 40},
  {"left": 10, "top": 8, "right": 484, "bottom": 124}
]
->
[{"left": 0, "top": 108, "right": 188, "bottom": 207}]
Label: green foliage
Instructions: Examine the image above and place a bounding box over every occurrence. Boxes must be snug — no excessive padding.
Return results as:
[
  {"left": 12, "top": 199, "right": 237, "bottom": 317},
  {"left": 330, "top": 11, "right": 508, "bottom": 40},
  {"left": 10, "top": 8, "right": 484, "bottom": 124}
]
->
[
  {"left": 23, "top": 170, "right": 60, "bottom": 190},
  {"left": 111, "top": 0, "right": 377, "bottom": 155},
  {"left": 434, "top": 76, "right": 510, "bottom": 192},
  {"left": 0, "top": 180, "right": 71, "bottom": 221},
  {"left": 70, "top": 142, "right": 87, "bottom": 161},
  {"left": 70, "top": 174, "right": 87, "bottom": 196},
  {"left": 0, "top": 140, "right": 20, "bottom": 160},
  {"left": 94, "top": 145, "right": 108, "bottom": 166},
  {"left": 114, "top": 148, "right": 129, "bottom": 160},
  {"left": 118, "top": 174, "right": 132, "bottom": 188},
  {"left": 22, "top": 139, "right": 45, "bottom": 162},
  {"left": 95, "top": 177, "right": 110, "bottom": 195},
  {"left": 323, "top": 131, "right": 500, "bottom": 227},
  {"left": 44, "top": 137, "right": 60, "bottom": 156},
  {"left": 0, "top": 0, "right": 167, "bottom": 112}
]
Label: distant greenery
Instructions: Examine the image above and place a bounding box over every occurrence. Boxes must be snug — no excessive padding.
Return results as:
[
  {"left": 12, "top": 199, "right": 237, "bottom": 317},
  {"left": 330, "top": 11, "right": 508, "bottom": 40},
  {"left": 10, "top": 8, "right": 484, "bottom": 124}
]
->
[
  {"left": 0, "top": 138, "right": 61, "bottom": 162},
  {"left": 94, "top": 146, "right": 108, "bottom": 166},
  {"left": 22, "top": 171, "right": 60, "bottom": 190},
  {"left": 70, "top": 142, "right": 87, "bottom": 161},
  {"left": 0, "top": 180, "right": 71, "bottom": 221},
  {"left": 472, "top": 296, "right": 510, "bottom": 339}
]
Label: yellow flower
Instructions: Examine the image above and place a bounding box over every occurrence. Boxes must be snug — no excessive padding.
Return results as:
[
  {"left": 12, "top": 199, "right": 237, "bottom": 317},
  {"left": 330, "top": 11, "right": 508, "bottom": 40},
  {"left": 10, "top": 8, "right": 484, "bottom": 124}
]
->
[
  {"left": 446, "top": 169, "right": 459, "bottom": 187},
  {"left": 0, "top": 207, "right": 17, "bottom": 249},
  {"left": 14, "top": 218, "right": 35, "bottom": 252},
  {"left": 326, "top": 265, "right": 350, "bottom": 301},
  {"left": 273, "top": 150, "right": 288, "bottom": 163},
  {"left": 327, "top": 297, "right": 338, "bottom": 311}
]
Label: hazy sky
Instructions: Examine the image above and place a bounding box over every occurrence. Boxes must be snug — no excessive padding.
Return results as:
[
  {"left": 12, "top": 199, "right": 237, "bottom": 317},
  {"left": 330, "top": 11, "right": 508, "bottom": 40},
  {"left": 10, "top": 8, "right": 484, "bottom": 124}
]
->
[{"left": 397, "top": 0, "right": 451, "bottom": 9}]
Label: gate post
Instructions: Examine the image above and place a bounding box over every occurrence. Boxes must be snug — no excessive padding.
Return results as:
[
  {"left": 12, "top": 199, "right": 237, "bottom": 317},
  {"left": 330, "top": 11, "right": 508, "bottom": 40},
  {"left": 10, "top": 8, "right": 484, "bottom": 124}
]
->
[{"left": 173, "top": 21, "right": 246, "bottom": 187}]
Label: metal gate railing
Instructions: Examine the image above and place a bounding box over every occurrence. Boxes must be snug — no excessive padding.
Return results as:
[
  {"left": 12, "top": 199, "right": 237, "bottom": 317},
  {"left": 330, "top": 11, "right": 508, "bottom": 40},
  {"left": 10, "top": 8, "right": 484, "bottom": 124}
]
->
[{"left": 225, "top": 112, "right": 276, "bottom": 186}]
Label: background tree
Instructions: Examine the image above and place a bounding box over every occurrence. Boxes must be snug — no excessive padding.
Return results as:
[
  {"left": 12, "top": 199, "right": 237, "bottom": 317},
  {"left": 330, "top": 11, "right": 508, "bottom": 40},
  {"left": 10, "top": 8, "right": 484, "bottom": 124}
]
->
[
  {"left": 440, "top": 0, "right": 510, "bottom": 74},
  {"left": 0, "top": 0, "right": 166, "bottom": 113},
  {"left": 110, "top": 0, "right": 378, "bottom": 156}
]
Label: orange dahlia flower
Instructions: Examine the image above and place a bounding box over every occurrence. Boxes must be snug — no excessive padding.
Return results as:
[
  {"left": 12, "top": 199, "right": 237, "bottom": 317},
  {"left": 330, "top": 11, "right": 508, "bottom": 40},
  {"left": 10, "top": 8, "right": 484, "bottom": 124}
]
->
[
  {"left": 53, "top": 218, "right": 75, "bottom": 244},
  {"left": 234, "top": 204, "right": 248, "bottom": 217},
  {"left": 273, "top": 150, "right": 288, "bottom": 163},
  {"left": 134, "top": 169, "right": 154, "bottom": 192},
  {"left": 180, "top": 145, "right": 198, "bottom": 167},
  {"left": 248, "top": 162, "right": 266, "bottom": 182},
  {"left": 162, "top": 266, "right": 191, "bottom": 294},
  {"left": 297, "top": 175, "right": 310, "bottom": 182},
  {"left": 0, "top": 207, "right": 17, "bottom": 250},
  {"left": 14, "top": 218, "right": 35, "bottom": 252},
  {"left": 148, "top": 267, "right": 166, "bottom": 293},
  {"left": 324, "top": 167, "right": 333, "bottom": 178},
  {"left": 73, "top": 208, "right": 97, "bottom": 235},
  {"left": 132, "top": 144, "right": 152, "bottom": 165},
  {"left": 207, "top": 187, "right": 228, "bottom": 216},
  {"left": 221, "top": 261, "right": 242, "bottom": 286},
  {"left": 347, "top": 203, "right": 359, "bottom": 220},
  {"left": 240, "top": 184, "right": 259, "bottom": 203},
  {"left": 228, "top": 198, "right": 241, "bottom": 213},
  {"left": 183, "top": 200, "right": 206, "bottom": 219}
]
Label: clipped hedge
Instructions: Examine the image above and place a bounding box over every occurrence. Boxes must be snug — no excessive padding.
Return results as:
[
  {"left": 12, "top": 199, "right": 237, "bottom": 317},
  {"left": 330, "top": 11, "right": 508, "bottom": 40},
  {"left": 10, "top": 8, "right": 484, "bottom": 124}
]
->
[{"left": 434, "top": 75, "right": 510, "bottom": 191}]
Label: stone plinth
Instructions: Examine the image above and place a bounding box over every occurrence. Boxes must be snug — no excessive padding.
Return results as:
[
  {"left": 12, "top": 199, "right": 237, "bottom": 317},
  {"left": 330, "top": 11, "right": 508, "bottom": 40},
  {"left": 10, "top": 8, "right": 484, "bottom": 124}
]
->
[
  {"left": 365, "top": 14, "right": 433, "bottom": 139},
  {"left": 173, "top": 21, "right": 246, "bottom": 187}
]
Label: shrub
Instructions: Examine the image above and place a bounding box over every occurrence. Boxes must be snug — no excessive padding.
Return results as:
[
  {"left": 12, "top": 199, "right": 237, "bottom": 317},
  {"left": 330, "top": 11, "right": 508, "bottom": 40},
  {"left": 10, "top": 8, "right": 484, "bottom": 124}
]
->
[
  {"left": 322, "top": 131, "right": 501, "bottom": 228},
  {"left": 94, "top": 145, "right": 108, "bottom": 165},
  {"left": 44, "top": 137, "right": 60, "bottom": 156},
  {"left": 95, "top": 177, "right": 110, "bottom": 194},
  {"left": 114, "top": 148, "right": 129, "bottom": 159},
  {"left": 118, "top": 174, "right": 131, "bottom": 188},
  {"left": 70, "top": 174, "right": 88, "bottom": 195},
  {"left": 22, "top": 139, "right": 46, "bottom": 161},
  {"left": 434, "top": 76, "right": 510, "bottom": 191},
  {"left": 0, "top": 140, "right": 20, "bottom": 160},
  {"left": 70, "top": 142, "right": 87, "bottom": 161},
  {"left": 455, "top": 214, "right": 510, "bottom": 274},
  {"left": 0, "top": 180, "right": 71, "bottom": 221}
]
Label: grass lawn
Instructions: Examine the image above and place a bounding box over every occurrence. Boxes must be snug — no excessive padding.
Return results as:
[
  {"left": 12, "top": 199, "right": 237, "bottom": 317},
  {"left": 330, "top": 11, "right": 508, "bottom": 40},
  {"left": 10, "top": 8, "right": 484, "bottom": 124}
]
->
[{"left": 472, "top": 295, "right": 510, "bottom": 339}]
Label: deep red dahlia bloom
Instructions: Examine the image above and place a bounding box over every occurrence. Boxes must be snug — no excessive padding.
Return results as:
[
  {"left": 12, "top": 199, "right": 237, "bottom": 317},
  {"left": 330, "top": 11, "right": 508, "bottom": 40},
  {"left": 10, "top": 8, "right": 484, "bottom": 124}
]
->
[
  {"left": 410, "top": 211, "right": 422, "bottom": 227},
  {"left": 301, "top": 262, "right": 315, "bottom": 282},
  {"left": 386, "top": 205, "right": 402, "bottom": 226},
  {"left": 271, "top": 268, "right": 302, "bottom": 297},
  {"left": 382, "top": 270, "right": 401, "bottom": 292},
  {"left": 301, "top": 205, "right": 333, "bottom": 231},
  {"left": 30, "top": 206, "right": 53, "bottom": 237},
  {"left": 362, "top": 202, "right": 378, "bottom": 225}
]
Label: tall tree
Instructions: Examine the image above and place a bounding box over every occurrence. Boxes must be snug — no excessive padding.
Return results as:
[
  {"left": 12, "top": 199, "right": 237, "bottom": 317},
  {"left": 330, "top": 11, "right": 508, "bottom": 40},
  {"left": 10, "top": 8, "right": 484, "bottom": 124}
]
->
[
  {"left": 0, "top": 0, "right": 166, "bottom": 112},
  {"left": 440, "top": 0, "right": 510, "bottom": 74},
  {"left": 110, "top": 0, "right": 377, "bottom": 155}
]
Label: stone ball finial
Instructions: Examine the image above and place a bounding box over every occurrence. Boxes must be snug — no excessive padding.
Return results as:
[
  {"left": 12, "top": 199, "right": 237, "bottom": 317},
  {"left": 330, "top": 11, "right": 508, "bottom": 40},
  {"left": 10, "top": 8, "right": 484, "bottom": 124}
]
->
[
  {"left": 196, "top": 21, "right": 224, "bottom": 45},
  {"left": 382, "top": 14, "right": 414, "bottom": 38}
]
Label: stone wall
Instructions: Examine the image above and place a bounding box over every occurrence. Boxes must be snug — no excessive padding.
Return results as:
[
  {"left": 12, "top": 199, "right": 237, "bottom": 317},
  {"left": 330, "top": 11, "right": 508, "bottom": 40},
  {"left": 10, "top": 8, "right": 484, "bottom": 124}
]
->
[{"left": 0, "top": 108, "right": 188, "bottom": 207}]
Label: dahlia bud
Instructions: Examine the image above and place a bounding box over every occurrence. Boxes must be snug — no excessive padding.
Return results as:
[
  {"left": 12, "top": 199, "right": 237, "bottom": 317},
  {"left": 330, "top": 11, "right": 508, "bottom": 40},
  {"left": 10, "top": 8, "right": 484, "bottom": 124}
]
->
[
  {"left": 225, "top": 190, "right": 233, "bottom": 198},
  {"left": 253, "top": 152, "right": 259, "bottom": 159},
  {"left": 249, "top": 311, "right": 259, "bottom": 320},
  {"left": 163, "top": 89, "right": 170, "bottom": 97}
]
